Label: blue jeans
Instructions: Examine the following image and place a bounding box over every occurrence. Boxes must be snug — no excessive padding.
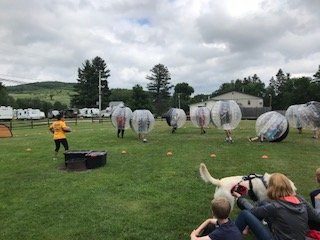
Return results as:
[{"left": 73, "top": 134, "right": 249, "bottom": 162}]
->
[{"left": 235, "top": 209, "right": 274, "bottom": 240}]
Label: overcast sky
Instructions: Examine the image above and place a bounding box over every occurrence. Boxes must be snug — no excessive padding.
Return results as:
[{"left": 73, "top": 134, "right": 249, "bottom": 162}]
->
[{"left": 0, "top": 0, "right": 320, "bottom": 95}]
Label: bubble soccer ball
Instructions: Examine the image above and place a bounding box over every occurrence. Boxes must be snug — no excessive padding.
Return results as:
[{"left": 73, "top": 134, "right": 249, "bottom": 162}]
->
[
  {"left": 256, "top": 111, "right": 289, "bottom": 142},
  {"left": 190, "top": 106, "right": 211, "bottom": 128},
  {"left": 211, "top": 100, "right": 242, "bottom": 130},
  {"left": 285, "top": 104, "right": 306, "bottom": 129},
  {"left": 131, "top": 109, "right": 155, "bottom": 134},
  {"left": 298, "top": 101, "right": 320, "bottom": 129},
  {"left": 111, "top": 106, "right": 133, "bottom": 130},
  {"left": 165, "top": 108, "right": 187, "bottom": 129}
]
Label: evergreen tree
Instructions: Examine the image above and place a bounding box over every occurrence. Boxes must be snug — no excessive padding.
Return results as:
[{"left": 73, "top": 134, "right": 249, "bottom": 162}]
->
[
  {"left": 146, "top": 64, "right": 173, "bottom": 116},
  {"left": 71, "top": 56, "right": 111, "bottom": 108},
  {"left": 171, "top": 82, "right": 194, "bottom": 113},
  {"left": 268, "top": 69, "right": 290, "bottom": 109},
  {"left": 211, "top": 74, "right": 265, "bottom": 98},
  {"left": 131, "top": 84, "right": 153, "bottom": 111},
  {"left": 0, "top": 82, "right": 15, "bottom": 106},
  {"left": 313, "top": 65, "right": 320, "bottom": 82}
]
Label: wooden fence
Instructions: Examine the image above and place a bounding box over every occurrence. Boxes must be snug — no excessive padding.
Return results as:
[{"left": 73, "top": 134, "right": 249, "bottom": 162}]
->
[{"left": 0, "top": 117, "right": 112, "bottom": 130}]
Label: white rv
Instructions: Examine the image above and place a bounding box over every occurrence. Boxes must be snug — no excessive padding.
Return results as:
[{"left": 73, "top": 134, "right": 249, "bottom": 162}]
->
[
  {"left": 0, "top": 106, "right": 14, "bottom": 120},
  {"left": 27, "top": 109, "right": 45, "bottom": 120},
  {"left": 107, "top": 101, "right": 124, "bottom": 117},
  {"left": 17, "top": 108, "right": 45, "bottom": 120},
  {"left": 79, "top": 108, "right": 100, "bottom": 118}
]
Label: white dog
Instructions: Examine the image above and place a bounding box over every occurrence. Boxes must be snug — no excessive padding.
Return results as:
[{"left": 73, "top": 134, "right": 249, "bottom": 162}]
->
[{"left": 199, "top": 163, "right": 297, "bottom": 210}]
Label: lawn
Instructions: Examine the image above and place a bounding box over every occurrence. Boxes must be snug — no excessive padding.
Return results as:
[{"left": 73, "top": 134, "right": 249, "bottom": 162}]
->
[{"left": 0, "top": 119, "right": 319, "bottom": 240}]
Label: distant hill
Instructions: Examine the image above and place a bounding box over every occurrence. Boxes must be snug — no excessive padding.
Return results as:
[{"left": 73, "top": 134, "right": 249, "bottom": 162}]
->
[
  {"left": 7, "top": 81, "right": 76, "bottom": 107},
  {"left": 7, "top": 81, "right": 75, "bottom": 93}
]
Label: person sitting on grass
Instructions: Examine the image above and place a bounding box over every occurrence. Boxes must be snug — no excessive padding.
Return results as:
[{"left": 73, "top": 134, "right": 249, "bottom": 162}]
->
[
  {"left": 190, "top": 197, "right": 243, "bottom": 240},
  {"left": 232, "top": 173, "right": 320, "bottom": 240},
  {"left": 310, "top": 168, "right": 320, "bottom": 208},
  {"left": 308, "top": 167, "right": 320, "bottom": 232}
]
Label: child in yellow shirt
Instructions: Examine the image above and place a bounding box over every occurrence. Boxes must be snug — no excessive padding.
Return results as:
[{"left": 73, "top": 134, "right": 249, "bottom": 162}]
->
[{"left": 49, "top": 113, "right": 71, "bottom": 160}]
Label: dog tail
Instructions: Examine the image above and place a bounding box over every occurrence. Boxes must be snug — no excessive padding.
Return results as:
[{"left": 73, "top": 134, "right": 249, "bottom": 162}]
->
[{"left": 199, "top": 163, "right": 222, "bottom": 187}]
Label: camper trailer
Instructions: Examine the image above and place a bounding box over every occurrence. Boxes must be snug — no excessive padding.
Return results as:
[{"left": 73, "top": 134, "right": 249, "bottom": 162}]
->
[
  {"left": 0, "top": 106, "right": 13, "bottom": 120},
  {"left": 17, "top": 108, "right": 45, "bottom": 120},
  {"left": 79, "top": 108, "right": 100, "bottom": 118},
  {"left": 28, "top": 109, "right": 45, "bottom": 120},
  {"left": 105, "top": 101, "right": 124, "bottom": 117}
]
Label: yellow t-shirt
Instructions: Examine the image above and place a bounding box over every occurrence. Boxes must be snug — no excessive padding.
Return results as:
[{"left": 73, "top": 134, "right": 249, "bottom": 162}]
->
[{"left": 49, "top": 120, "right": 67, "bottom": 140}]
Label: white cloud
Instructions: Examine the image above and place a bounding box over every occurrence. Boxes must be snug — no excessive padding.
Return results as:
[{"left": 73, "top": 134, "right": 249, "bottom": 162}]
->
[{"left": 0, "top": 0, "right": 319, "bottom": 95}]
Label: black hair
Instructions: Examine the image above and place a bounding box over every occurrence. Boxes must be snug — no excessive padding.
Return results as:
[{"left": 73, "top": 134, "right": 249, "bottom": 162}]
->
[{"left": 56, "top": 114, "right": 62, "bottom": 120}]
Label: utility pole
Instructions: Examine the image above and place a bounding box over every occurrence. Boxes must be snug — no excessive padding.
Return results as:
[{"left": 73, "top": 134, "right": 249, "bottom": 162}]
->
[
  {"left": 178, "top": 93, "right": 181, "bottom": 109},
  {"left": 98, "top": 70, "right": 102, "bottom": 119},
  {"left": 269, "top": 94, "right": 272, "bottom": 110}
]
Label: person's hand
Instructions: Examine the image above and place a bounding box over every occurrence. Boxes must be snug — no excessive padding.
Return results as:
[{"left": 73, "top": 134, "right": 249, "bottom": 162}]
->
[
  {"left": 190, "top": 230, "right": 197, "bottom": 240},
  {"left": 232, "top": 191, "right": 241, "bottom": 198},
  {"left": 315, "top": 193, "right": 320, "bottom": 200}
]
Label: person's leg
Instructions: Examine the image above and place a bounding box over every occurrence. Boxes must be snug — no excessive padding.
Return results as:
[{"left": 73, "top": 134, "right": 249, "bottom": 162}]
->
[
  {"left": 121, "top": 129, "right": 124, "bottom": 138},
  {"left": 117, "top": 129, "right": 121, "bottom": 138},
  {"left": 249, "top": 136, "right": 259, "bottom": 142},
  {"left": 53, "top": 140, "right": 60, "bottom": 160},
  {"left": 228, "top": 130, "right": 233, "bottom": 142},
  {"left": 61, "top": 139, "right": 69, "bottom": 151},
  {"left": 235, "top": 210, "right": 273, "bottom": 240}
]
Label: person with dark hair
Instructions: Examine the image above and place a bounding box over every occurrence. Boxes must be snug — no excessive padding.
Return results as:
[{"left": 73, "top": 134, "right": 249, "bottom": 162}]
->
[
  {"left": 190, "top": 197, "right": 243, "bottom": 240},
  {"left": 232, "top": 173, "right": 320, "bottom": 240},
  {"left": 49, "top": 113, "right": 71, "bottom": 160}
]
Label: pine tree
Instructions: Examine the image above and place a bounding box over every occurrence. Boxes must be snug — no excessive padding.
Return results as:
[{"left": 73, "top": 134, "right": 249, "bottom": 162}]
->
[
  {"left": 71, "top": 56, "right": 110, "bottom": 108},
  {"left": 146, "top": 64, "right": 173, "bottom": 116},
  {"left": 313, "top": 65, "right": 320, "bottom": 82}
]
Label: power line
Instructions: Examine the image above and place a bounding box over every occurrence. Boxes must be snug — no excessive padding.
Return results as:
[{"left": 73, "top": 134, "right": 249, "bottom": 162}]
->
[
  {"left": 0, "top": 73, "right": 52, "bottom": 83},
  {"left": 0, "top": 77, "right": 30, "bottom": 84}
]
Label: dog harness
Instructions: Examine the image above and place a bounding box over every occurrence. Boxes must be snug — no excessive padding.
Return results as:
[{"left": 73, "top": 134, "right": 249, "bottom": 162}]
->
[{"left": 233, "top": 174, "right": 268, "bottom": 201}]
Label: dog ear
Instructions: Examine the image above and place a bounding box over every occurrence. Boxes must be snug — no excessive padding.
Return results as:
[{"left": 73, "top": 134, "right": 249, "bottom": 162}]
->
[{"left": 264, "top": 173, "right": 270, "bottom": 181}]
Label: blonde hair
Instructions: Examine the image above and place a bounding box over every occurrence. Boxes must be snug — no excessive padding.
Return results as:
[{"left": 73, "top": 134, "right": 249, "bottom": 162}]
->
[
  {"left": 316, "top": 168, "right": 320, "bottom": 184},
  {"left": 267, "top": 173, "right": 295, "bottom": 200},
  {"left": 211, "top": 197, "right": 231, "bottom": 219}
]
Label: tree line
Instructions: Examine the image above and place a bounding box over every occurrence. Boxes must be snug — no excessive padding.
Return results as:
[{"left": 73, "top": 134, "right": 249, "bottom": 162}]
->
[{"left": 1, "top": 55, "right": 320, "bottom": 117}]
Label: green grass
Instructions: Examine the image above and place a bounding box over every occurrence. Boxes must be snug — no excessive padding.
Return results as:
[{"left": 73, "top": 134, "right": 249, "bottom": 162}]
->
[{"left": 0, "top": 120, "right": 319, "bottom": 240}]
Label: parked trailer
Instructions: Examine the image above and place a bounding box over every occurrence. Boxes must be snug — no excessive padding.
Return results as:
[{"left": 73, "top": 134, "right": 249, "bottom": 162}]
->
[
  {"left": 17, "top": 108, "right": 45, "bottom": 120},
  {"left": 0, "top": 106, "right": 13, "bottom": 120},
  {"left": 79, "top": 108, "right": 100, "bottom": 118}
]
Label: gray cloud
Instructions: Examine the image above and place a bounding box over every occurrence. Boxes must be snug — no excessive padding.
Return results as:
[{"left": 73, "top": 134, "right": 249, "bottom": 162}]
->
[{"left": 0, "top": 0, "right": 319, "bottom": 95}]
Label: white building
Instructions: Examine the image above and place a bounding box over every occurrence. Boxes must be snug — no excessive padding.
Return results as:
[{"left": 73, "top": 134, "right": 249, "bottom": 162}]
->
[
  {"left": 211, "top": 91, "right": 263, "bottom": 108},
  {"left": 189, "top": 91, "right": 266, "bottom": 119}
]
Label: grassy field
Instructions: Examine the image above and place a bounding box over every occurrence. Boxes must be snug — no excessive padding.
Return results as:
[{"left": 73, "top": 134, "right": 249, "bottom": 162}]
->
[{"left": 0, "top": 120, "right": 319, "bottom": 240}]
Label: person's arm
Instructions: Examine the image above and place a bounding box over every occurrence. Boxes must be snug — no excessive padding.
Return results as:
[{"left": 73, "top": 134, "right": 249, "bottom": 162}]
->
[
  {"left": 61, "top": 121, "right": 71, "bottom": 132},
  {"left": 232, "top": 190, "right": 275, "bottom": 219},
  {"left": 49, "top": 124, "right": 54, "bottom": 133},
  {"left": 190, "top": 218, "right": 217, "bottom": 240},
  {"left": 303, "top": 195, "right": 320, "bottom": 222},
  {"left": 232, "top": 191, "right": 254, "bottom": 210},
  {"left": 314, "top": 193, "right": 320, "bottom": 212}
]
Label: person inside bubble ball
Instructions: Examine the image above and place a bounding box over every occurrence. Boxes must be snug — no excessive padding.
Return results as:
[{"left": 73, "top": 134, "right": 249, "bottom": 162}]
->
[{"left": 220, "top": 102, "right": 233, "bottom": 142}]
